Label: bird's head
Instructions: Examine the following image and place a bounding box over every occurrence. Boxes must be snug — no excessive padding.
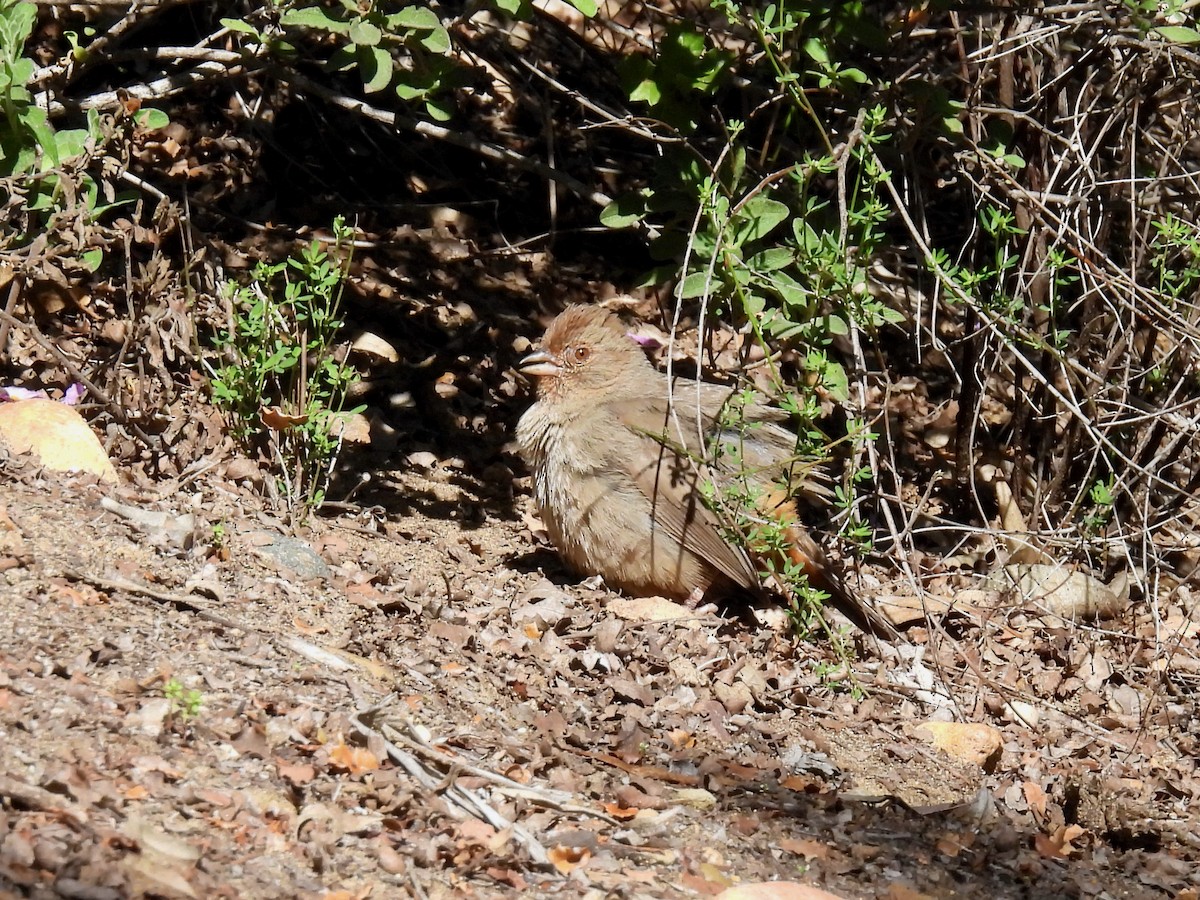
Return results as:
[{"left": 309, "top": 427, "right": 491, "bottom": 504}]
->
[{"left": 519, "top": 305, "right": 651, "bottom": 401}]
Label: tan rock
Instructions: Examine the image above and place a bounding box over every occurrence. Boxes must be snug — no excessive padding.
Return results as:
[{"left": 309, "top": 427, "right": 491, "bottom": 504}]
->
[
  {"left": 915, "top": 721, "right": 1004, "bottom": 772},
  {"left": 0, "top": 398, "right": 116, "bottom": 482}
]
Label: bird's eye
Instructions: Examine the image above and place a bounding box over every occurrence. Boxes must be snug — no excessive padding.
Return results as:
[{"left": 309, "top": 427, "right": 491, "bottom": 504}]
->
[{"left": 572, "top": 346, "right": 591, "bottom": 364}]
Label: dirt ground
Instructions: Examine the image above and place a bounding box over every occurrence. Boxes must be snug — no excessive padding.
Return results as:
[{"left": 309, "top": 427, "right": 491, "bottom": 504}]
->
[{"left": 1, "top": 427, "right": 1197, "bottom": 899}]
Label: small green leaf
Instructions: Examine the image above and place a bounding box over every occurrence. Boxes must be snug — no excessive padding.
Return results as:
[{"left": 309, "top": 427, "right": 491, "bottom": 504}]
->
[
  {"left": 741, "top": 291, "right": 766, "bottom": 318},
  {"left": 220, "top": 17, "right": 260, "bottom": 35},
  {"left": 358, "top": 45, "right": 393, "bottom": 93},
  {"left": 134, "top": 108, "right": 169, "bottom": 130},
  {"left": 746, "top": 248, "right": 793, "bottom": 271},
  {"left": 348, "top": 19, "right": 383, "bottom": 46},
  {"left": 599, "top": 193, "right": 647, "bottom": 229},
  {"left": 425, "top": 95, "right": 454, "bottom": 121},
  {"left": 628, "top": 77, "right": 662, "bottom": 106},
  {"left": 679, "top": 271, "right": 713, "bottom": 299},
  {"left": 281, "top": 7, "right": 349, "bottom": 33},
  {"left": 803, "top": 37, "right": 829, "bottom": 65},
  {"left": 768, "top": 272, "right": 810, "bottom": 309},
  {"left": 1155, "top": 25, "right": 1200, "bottom": 44},
  {"left": 81, "top": 248, "right": 104, "bottom": 272},
  {"left": 54, "top": 128, "right": 88, "bottom": 162},
  {"left": 391, "top": 7, "right": 441, "bottom": 30},
  {"left": 816, "top": 358, "right": 849, "bottom": 402},
  {"left": 419, "top": 25, "right": 451, "bottom": 54},
  {"left": 566, "top": 0, "right": 597, "bottom": 16},
  {"left": 942, "top": 115, "right": 963, "bottom": 135},
  {"left": 395, "top": 78, "right": 428, "bottom": 100},
  {"left": 734, "top": 196, "right": 790, "bottom": 242},
  {"left": 8, "top": 57, "right": 34, "bottom": 88},
  {"left": 824, "top": 314, "right": 849, "bottom": 336}
]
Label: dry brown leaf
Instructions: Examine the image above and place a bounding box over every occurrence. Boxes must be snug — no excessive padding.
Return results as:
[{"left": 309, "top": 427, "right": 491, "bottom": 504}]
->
[
  {"left": 485, "top": 866, "right": 528, "bottom": 890},
  {"left": 260, "top": 406, "right": 308, "bottom": 429},
  {"left": 277, "top": 762, "right": 316, "bottom": 785},
  {"left": 327, "top": 743, "right": 380, "bottom": 775},
  {"left": 1034, "top": 824, "right": 1087, "bottom": 858},
  {"left": 1022, "top": 780, "right": 1048, "bottom": 819},
  {"left": 547, "top": 843, "right": 590, "bottom": 875},
  {"left": 777, "top": 837, "right": 831, "bottom": 860},
  {"left": 601, "top": 801, "right": 639, "bottom": 820},
  {"left": 935, "top": 832, "right": 968, "bottom": 857}
]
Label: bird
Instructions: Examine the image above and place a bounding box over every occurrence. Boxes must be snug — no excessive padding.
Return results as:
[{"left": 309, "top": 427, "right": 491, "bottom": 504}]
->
[{"left": 515, "top": 303, "right": 900, "bottom": 640}]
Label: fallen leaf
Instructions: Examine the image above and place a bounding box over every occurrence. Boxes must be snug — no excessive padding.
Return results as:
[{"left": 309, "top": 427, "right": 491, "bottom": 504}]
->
[
  {"left": 601, "top": 801, "right": 639, "bottom": 820},
  {"left": 260, "top": 406, "right": 308, "bottom": 429},
  {"left": 328, "top": 742, "right": 380, "bottom": 775},
  {"left": 777, "top": 837, "right": 831, "bottom": 860},
  {"left": 1022, "top": 780, "right": 1048, "bottom": 819},
  {"left": 547, "top": 843, "right": 590, "bottom": 874},
  {"left": 1034, "top": 824, "right": 1086, "bottom": 859},
  {"left": 277, "top": 762, "right": 316, "bottom": 785}
]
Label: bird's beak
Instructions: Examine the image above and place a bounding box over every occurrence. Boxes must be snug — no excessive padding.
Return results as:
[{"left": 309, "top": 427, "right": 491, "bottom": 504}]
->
[{"left": 519, "top": 349, "right": 562, "bottom": 378}]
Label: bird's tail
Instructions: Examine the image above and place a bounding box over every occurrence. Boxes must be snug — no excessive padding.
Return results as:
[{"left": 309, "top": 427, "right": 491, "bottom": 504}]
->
[{"left": 753, "top": 484, "right": 900, "bottom": 641}]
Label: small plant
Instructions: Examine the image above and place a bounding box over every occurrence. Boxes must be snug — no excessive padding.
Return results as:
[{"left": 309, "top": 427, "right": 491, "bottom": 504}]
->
[
  {"left": 0, "top": 0, "right": 166, "bottom": 273},
  {"left": 209, "top": 215, "right": 363, "bottom": 517},
  {"left": 164, "top": 678, "right": 204, "bottom": 720},
  {"left": 1083, "top": 475, "right": 1116, "bottom": 535}
]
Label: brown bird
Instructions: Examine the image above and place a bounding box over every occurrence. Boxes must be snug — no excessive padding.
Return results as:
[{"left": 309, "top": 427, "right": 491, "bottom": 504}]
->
[{"left": 516, "top": 303, "right": 899, "bottom": 640}]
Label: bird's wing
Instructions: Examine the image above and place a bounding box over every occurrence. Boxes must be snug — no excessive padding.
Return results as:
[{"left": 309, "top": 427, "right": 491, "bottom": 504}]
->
[
  {"left": 610, "top": 397, "right": 760, "bottom": 591},
  {"left": 662, "top": 378, "right": 832, "bottom": 501}
]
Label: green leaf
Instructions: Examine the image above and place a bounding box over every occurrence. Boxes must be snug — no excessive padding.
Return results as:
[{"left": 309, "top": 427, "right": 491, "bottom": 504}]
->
[
  {"left": 18, "top": 107, "right": 55, "bottom": 162},
  {"left": 328, "top": 44, "right": 357, "bottom": 73},
  {"left": 600, "top": 192, "right": 648, "bottom": 229},
  {"left": 281, "top": 7, "right": 349, "bottom": 34},
  {"left": 628, "top": 77, "right": 661, "bottom": 106},
  {"left": 81, "top": 248, "right": 103, "bottom": 272},
  {"left": 391, "top": 7, "right": 441, "bottom": 30},
  {"left": 425, "top": 95, "right": 454, "bottom": 121},
  {"left": 565, "top": 0, "right": 597, "bottom": 14},
  {"left": 803, "top": 37, "right": 829, "bottom": 65},
  {"left": 741, "top": 291, "right": 765, "bottom": 318},
  {"left": 1155, "top": 25, "right": 1200, "bottom": 44},
  {"left": 53, "top": 128, "right": 88, "bottom": 162},
  {"left": 745, "top": 248, "right": 793, "bottom": 271},
  {"left": 679, "top": 271, "right": 713, "bottom": 299},
  {"left": 768, "top": 272, "right": 810, "bottom": 308},
  {"left": 8, "top": 57, "right": 34, "bottom": 88},
  {"left": 810, "top": 356, "right": 849, "bottom": 402},
  {"left": 0, "top": 3, "right": 36, "bottom": 60},
  {"left": 395, "top": 78, "right": 428, "bottom": 100},
  {"left": 358, "top": 45, "right": 393, "bottom": 93},
  {"left": 134, "top": 108, "right": 169, "bottom": 130},
  {"left": 419, "top": 25, "right": 451, "bottom": 54},
  {"left": 824, "top": 314, "right": 849, "bottom": 336},
  {"left": 220, "top": 17, "right": 260, "bottom": 35},
  {"left": 734, "top": 196, "right": 790, "bottom": 242},
  {"left": 348, "top": 19, "right": 383, "bottom": 46}
]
